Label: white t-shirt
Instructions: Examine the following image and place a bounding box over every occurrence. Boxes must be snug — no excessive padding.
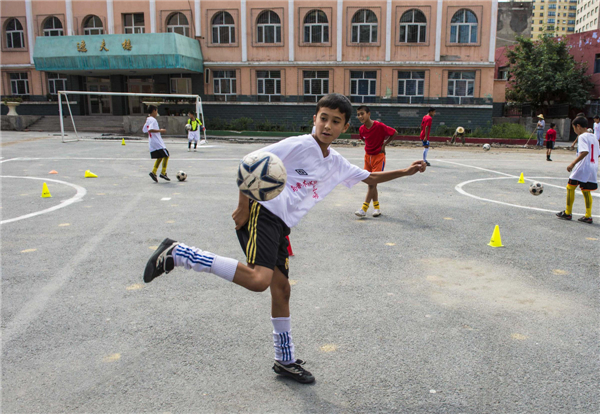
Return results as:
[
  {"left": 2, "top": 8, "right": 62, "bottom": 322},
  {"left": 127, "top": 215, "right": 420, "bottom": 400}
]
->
[
  {"left": 537, "top": 120, "right": 545, "bottom": 130},
  {"left": 258, "top": 134, "right": 370, "bottom": 228},
  {"left": 594, "top": 122, "right": 600, "bottom": 141},
  {"left": 311, "top": 125, "right": 316, "bottom": 135},
  {"left": 143, "top": 116, "right": 166, "bottom": 152},
  {"left": 569, "top": 132, "right": 599, "bottom": 184}
]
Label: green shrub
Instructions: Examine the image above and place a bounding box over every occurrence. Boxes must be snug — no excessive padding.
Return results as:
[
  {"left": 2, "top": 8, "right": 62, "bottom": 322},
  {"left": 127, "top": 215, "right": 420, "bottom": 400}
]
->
[
  {"left": 488, "top": 123, "right": 529, "bottom": 139},
  {"left": 231, "top": 117, "right": 254, "bottom": 131},
  {"left": 208, "top": 117, "right": 231, "bottom": 130}
]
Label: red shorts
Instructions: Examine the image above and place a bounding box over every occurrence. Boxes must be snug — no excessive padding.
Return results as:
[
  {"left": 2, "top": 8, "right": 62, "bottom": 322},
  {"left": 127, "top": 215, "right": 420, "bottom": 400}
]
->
[{"left": 364, "top": 153, "right": 386, "bottom": 172}]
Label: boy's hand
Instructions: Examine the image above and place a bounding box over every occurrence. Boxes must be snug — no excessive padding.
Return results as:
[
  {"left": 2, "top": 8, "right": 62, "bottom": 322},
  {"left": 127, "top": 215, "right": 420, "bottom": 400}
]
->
[
  {"left": 567, "top": 163, "right": 575, "bottom": 172},
  {"left": 406, "top": 160, "right": 426, "bottom": 175},
  {"left": 160, "top": 129, "right": 167, "bottom": 133},
  {"left": 232, "top": 205, "right": 250, "bottom": 230}
]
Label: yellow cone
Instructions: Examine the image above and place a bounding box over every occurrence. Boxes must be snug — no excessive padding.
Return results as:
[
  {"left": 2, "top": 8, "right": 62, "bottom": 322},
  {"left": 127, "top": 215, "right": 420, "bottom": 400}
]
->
[
  {"left": 41, "top": 182, "right": 52, "bottom": 198},
  {"left": 85, "top": 170, "right": 98, "bottom": 178},
  {"left": 121, "top": 138, "right": 126, "bottom": 146},
  {"left": 488, "top": 225, "right": 504, "bottom": 247},
  {"left": 517, "top": 173, "right": 525, "bottom": 184}
]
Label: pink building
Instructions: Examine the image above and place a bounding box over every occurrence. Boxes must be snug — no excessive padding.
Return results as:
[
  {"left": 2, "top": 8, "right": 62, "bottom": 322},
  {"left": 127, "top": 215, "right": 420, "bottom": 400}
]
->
[{"left": 1, "top": 0, "right": 500, "bottom": 129}]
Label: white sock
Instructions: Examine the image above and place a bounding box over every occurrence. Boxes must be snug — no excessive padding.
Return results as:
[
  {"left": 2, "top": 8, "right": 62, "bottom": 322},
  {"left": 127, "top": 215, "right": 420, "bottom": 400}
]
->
[
  {"left": 173, "top": 243, "right": 238, "bottom": 282},
  {"left": 423, "top": 148, "right": 429, "bottom": 161},
  {"left": 272, "top": 316, "right": 295, "bottom": 364}
]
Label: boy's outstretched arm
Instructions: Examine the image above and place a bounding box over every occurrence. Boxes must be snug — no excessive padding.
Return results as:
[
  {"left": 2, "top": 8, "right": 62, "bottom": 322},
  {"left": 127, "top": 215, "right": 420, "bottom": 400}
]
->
[{"left": 363, "top": 160, "right": 426, "bottom": 185}]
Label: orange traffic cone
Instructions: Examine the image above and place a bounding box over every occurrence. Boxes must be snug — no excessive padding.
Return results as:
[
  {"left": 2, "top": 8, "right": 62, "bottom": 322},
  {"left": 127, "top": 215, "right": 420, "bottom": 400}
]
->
[{"left": 49, "top": 170, "right": 58, "bottom": 174}]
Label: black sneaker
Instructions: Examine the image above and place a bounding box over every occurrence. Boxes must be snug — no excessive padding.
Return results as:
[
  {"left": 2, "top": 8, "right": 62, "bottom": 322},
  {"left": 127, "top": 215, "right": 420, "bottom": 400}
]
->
[
  {"left": 425, "top": 161, "right": 431, "bottom": 167},
  {"left": 577, "top": 216, "right": 593, "bottom": 224},
  {"left": 547, "top": 158, "right": 552, "bottom": 161},
  {"left": 144, "top": 238, "right": 178, "bottom": 283},
  {"left": 149, "top": 172, "right": 158, "bottom": 182},
  {"left": 159, "top": 173, "right": 171, "bottom": 181},
  {"left": 273, "top": 359, "right": 315, "bottom": 384},
  {"left": 556, "top": 211, "right": 572, "bottom": 220}
]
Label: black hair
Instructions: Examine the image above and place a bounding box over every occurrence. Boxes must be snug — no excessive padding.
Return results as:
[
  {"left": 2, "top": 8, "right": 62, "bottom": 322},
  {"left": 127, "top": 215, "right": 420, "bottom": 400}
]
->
[
  {"left": 316, "top": 93, "right": 353, "bottom": 124},
  {"left": 572, "top": 117, "right": 588, "bottom": 128},
  {"left": 357, "top": 105, "right": 370, "bottom": 113},
  {"left": 147, "top": 105, "right": 157, "bottom": 115},
  {"left": 593, "top": 115, "right": 600, "bottom": 120},
  {"left": 428, "top": 107, "right": 436, "bottom": 113},
  {"left": 550, "top": 123, "right": 556, "bottom": 128},
  {"left": 188, "top": 110, "right": 196, "bottom": 116},
  {"left": 576, "top": 112, "right": 586, "bottom": 118}
]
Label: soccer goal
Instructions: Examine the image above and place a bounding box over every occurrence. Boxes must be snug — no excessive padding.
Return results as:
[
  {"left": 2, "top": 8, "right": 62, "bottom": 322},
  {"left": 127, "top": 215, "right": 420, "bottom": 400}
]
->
[{"left": 57, "top": 91, "right": 206, "bottom": 143}]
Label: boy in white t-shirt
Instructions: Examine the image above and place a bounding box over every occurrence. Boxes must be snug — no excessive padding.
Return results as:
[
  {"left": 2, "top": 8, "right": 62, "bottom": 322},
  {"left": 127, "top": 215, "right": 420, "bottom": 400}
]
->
[
  {"left": 594, "top": 116, "right": 600, "bottom": 142},
  {"left": 143, "top": 105, "right": 170, "bottom": 182},
  {"left": 556, "top": 117, "right": 599, "bottom": 224},
  {"left": 143, "top": 94, "right": 426, "bottom": 384}
]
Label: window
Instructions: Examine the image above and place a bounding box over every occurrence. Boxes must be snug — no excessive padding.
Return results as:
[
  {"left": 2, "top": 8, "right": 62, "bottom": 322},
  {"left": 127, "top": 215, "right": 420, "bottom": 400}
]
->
[
  {"left": 256, "top": 11, "right": 281, "bottom": 43},
  {"left": 167, "top": 13, "right": 189, "bottom": 37},
  {"left": 10, "top": 73, "right": 29, "bottom": 95},
  {"left": 447, "top": 71, "right": 475, "bottom": 104},
  {"left": 350, "top": 71, "right": 377, "bottom": 103},
  {"left": 548, "top": 12, "right": 555, "bottom": 16},
  {"left": 303, "top": 10, "right": 329, "bottom": 43},
  {"left": 43, "top": 16, "right": 63, "bottom": 36},
  {"left": 213, "top": 70, "right": 237, "bottom": 101},
  {"left": 595, "top": 54, "right": 600, "bottom": 74},
  {"left": 257, "top": 70, "right": 281, "bottom": 102},
  {"left": 303, "top": 71, "right": 329, "bottom": 102},
  {"left": 548, "top": 18, "right": 556, "bottom": 23},
  {"left": 212, "top": 11, "right": 235, "bottom": 44},
  {"left": 450, "top": 9, "right": 478, "bottom": 44},
  {"left": 569, "top": 12, "right": 576, "bottom": 16},
  {"left": 549, "top": 4, "right": 557, "bottom": 8},
  {"left": 541, "top": 5, "right": 545, "bottom": 9},
  {"left": 47, "top": 72, "right": 67, "bottom": 94},
  {"left": 397, "top": 71, "right": 424, "bottom": 103},
  {"left": 568, "top": 20, "right": 575, "bottom": 24},
  {"left": 568, "top": 26, "right": 575, "bottom": 31},
  {"left": 83, "top": 15, "right": 104, "bottom": 35},
  {"left": 5, "top": 18, "right": 24, "bottom": 48},
  {"left": 497, "top": 67, "right": 510, "bottom": 80},
  {"left": 170, "top": 74, "right": 191, "bottom": 94},
  {"left": 124, "top": 13, "right": 145, "bottom": 34},
  {"left": 351, "top": 9, "right": 378, "bottom": 43},
  {"left": 399, "top": 9, "right": 427, "bottom": 43}
]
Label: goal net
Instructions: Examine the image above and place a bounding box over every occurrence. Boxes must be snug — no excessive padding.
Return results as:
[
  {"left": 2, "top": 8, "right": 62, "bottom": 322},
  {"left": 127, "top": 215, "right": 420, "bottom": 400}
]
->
[{"left": 57, "top": 91, "right": 206, "bottom": 143}]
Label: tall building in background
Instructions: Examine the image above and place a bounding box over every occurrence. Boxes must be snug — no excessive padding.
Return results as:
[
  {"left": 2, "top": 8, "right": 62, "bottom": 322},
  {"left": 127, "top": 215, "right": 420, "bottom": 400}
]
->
[
  {"left": 496, "top": 1, "right": 533, "bottom": 47},
  {"left": 575, "top": 0, "right": 600, "bottom": 32},
  {"left": 530, "top": 0, "right": 577, "bottom": 38}
]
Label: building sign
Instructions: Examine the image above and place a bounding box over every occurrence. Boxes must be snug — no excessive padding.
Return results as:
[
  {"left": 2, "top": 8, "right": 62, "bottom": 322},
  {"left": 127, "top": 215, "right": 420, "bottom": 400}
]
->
[
  {"left": 122, "top": 39, "right": 132, "bottom": 51},
  {"left": 100, "top": 40, "right": 109, "bottom": 51},
  {"left": 77, "top": 40, "right": 87, "bottom": 52}
]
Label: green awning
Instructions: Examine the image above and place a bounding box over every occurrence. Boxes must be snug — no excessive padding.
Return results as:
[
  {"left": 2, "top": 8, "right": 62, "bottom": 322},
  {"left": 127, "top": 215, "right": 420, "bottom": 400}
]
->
[{"left": 34, "top": 33, "right": 203, "bottom": 75}]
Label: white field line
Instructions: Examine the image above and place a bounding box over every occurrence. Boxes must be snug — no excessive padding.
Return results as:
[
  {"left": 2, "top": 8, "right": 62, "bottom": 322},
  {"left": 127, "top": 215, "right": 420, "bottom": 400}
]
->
[{"left": 0, "top": 176, "right": 87, "bottom": 224}]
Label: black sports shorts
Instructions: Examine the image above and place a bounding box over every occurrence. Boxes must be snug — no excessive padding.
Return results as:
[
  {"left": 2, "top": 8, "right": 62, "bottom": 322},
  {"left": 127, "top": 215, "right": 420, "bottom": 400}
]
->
[
  {"left": 236, "top": 200, "right": 290, "bottom": 277},
  {"left": 150, "top": 148, "right": 169, "bottom": 159},
  {"left": 568, "top": 179, "right": 598, "bottom": 191},
  {"left": 546, "top": 141, "right": 555, "bottom": 149}
]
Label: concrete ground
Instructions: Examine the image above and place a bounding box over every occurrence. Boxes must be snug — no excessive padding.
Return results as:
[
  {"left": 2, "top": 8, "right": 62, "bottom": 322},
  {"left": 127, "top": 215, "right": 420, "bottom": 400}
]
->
[{"left": 1, "top": 131, "right": 598, "bottom": 413}]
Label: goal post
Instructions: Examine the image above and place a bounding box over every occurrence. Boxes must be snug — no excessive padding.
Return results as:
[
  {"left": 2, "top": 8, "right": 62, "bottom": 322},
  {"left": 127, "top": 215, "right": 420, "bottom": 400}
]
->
[{"left": 57, "top": 91, "right": 206, "bottom": 143}]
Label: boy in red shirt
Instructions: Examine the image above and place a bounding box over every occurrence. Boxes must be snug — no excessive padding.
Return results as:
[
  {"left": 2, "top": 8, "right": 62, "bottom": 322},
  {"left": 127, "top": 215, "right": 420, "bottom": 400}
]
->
[
  {"left": 420, "top": 108, "right": 435, "bottom": 166},
  {"left": 545, "top": 123, "right": 557, "bottom": 161},
  {"left": 355, "top": 105, "right": 397, "bottom": 217}
]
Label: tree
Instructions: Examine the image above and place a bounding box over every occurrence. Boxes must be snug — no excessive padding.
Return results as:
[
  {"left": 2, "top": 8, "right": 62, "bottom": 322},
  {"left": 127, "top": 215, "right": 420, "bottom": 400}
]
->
[{"left": 505, "top": 35, "right": 593, "bottom": 108}]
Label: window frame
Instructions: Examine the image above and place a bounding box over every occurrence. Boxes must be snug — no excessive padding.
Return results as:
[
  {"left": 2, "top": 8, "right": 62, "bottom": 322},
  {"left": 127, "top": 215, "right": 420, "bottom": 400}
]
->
[
  {"left": 212, "top": 70, "right": 237, "bottom": 101},
  {"left": 5, "top": 18, "right": 25, "bottom": 49},
  {"left": 9, "top": 72, "right": 30, "bottom": 95},
  {"left": 349, "top": 70, "right": 378, "bottom": 103},
  {"left": 83, "top": 15, "right": 104, "bottom": 35},
  {"left": 447, "top": 71, "right": 476, "bottom": 104},
  {"left": 166, "top": 12, "right": 190, "bottom": 37},
  {"left": 350, "top": 9, "right": 379, "bottom": 44},
  {"left": 47, "top": 72, "right": 68, "bottom": 95},
  {"left": 255, "top": 10, "right": 282, "bottom": 45},
  {"left": 256, "top": 70, "right": 282, "bottom": 102},
  {"left": 447, "top": 7, "right": 481, "bottom": 46},
  {"left": 43, "top": 16, "right": 64, "bottom": 37},
  {"left": 398, "top": 9, "right": 427, "bottom": 44},
  {"left": 211, "top": 11, "right": 236, "bottom": 45},
  {"left": 302, "top": 10, "right": 329, "bottom": 44},
  {"left": 302, "top": 70, "right": 330, "bottom": 102},
  {"left": 169, "top": 74, "right": 192, "bottom": 95},
  {"left": 397, "top": 71, "right": 425, "bottom": 103},
  {"left": 123, "top": 13, "right": 145, "bottom": 34}
]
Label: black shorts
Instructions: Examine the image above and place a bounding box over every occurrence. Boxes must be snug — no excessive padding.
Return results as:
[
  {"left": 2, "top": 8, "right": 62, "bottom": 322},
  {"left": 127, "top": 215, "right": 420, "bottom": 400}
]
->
[
  {"left": 546, "top": 141, "right": 555, "bottom": 149},
  {"left": 236, "top": 200, "right": 290, "bottom": 277},
  {"left": 150, "top": 148, "right": 169, "bottom": 159},
  {"left": 568, "top": 179, "right": 598, "bottom": 191}
]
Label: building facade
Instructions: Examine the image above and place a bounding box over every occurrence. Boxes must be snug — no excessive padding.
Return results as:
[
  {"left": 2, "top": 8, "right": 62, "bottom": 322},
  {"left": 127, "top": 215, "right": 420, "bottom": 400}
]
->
[
  {"left": 530, "top": 0, "right": 577, "bottom": 38},
  {"left": 575, "top": 0, "right": 599, "bottom": 32},
  {"left": 496, "top": 1, "right": 533, "bottom": 48},
  {"left": 1, "top": 0, "right": 499, "bottom": 130}
]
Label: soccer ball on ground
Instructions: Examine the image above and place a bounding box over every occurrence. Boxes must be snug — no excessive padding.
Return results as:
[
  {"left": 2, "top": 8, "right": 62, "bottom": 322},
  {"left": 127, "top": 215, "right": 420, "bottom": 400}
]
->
[
  {"left": 185, "top": 124, "right": 192, "bottom": 131},
  {"left": 176, "top": 170, "right": 187, "bottom": 181},
  {"left": 237, "top": 151, "right": 287, "bottom": 202},
  {"left": 529, "top": 181, "right": 543, "bottom": 196},
  {"left": 483, "top": 144, "right": 491, "bottom": 151}
]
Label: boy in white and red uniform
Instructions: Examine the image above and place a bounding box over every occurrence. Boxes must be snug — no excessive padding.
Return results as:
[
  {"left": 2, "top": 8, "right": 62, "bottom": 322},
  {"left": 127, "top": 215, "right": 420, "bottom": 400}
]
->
[{"left": 143, "top": 94, "right": 427, "bottom": 384}]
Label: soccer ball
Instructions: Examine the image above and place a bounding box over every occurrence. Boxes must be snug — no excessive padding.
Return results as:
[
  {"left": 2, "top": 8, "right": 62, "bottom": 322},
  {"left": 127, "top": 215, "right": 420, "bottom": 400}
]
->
[
  {"left": 483, "top": 144, "right": 491, "bottom": 151},
  {"left": 529, "top": 181, "right": 543, "bottom": 196},
  {"left": 176, "top": 170, "right": 187, "bottom": 181},
  {"left": 237, "top": 151, "right": 287, "bottom": 202},
  {"left": 185, "top": 124, "right": 192, "bottom": 131}
]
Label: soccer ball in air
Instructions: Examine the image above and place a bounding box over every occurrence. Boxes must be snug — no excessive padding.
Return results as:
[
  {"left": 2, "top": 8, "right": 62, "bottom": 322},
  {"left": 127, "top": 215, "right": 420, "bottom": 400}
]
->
[
  {"left": 237, "top": 151, "right": 287, "bottom": 202},
  {"left": 176, "top": 170, "right": 187, "bottom": 181},
  {"left": 483, "top": 144, "right": 491, "bottom": 151},
  {"left": 529, "top": 181, "right": 544, "bottom": 196},
  {"left": 185, "top": 124, "right": 192, "bottom": 131}
]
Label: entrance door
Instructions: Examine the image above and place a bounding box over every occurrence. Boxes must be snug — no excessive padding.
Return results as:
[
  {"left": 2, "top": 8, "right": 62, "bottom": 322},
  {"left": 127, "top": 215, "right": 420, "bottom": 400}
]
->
[
  {"left": 87, "top": 79, "right": 112, "bottom": 115},
  {"left": 128, "top": 79, "right": 153, "bottom": 115}
]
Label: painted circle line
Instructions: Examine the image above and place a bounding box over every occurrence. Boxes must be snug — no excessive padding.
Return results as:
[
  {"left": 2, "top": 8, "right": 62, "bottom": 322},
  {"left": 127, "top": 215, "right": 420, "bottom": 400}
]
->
[
  {"left": 455, "top": 176, "right": 599, "bottom": 218},
  {"left": 0, "top": 176, "right": 87, "bottom": 225}
]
